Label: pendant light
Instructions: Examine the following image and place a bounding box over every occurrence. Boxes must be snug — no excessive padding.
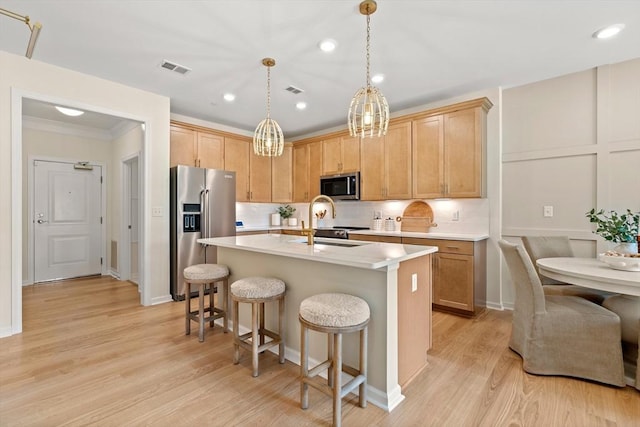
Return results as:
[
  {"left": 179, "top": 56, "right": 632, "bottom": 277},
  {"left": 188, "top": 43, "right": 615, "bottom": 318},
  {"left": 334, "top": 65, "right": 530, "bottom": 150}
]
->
[
  {"left": 348, "top": 0, "right": 389, "bottom": 138},
  {"left": 253, "top": 58, "right": 284, "bottom": 157}
]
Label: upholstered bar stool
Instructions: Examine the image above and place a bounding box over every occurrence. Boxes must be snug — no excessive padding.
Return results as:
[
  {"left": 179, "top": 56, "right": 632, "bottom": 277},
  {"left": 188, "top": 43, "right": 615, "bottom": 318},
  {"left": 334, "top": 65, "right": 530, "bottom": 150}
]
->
[
  {"left": 299, "top": 293, "right": 370, "bottom": 427},
  {"left": 183, "top": 263, "right": 230, "bottom": 342},
  {"left": 230, "top": 277, "right": 286, "bottom": 377}
]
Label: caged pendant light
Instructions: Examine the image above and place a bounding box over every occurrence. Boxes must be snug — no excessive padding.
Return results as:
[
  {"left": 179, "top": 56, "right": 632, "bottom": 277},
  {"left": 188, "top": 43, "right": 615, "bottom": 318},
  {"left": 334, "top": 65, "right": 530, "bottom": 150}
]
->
[
  {"left": 253, "top": 58, "right": 284, "bottom": 157},
  {"left": 348, "top": 0, "right": 389, "bottom": 138}
]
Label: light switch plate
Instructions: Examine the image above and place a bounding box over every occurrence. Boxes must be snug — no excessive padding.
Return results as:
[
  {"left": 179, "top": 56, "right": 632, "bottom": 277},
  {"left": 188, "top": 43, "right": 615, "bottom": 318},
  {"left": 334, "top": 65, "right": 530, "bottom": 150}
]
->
[
  {"left": 543, "top": 206, "right": 553, "bottom": 217},
  {"left": 152, "top": 207, "right": 163, "bottom": 217}
]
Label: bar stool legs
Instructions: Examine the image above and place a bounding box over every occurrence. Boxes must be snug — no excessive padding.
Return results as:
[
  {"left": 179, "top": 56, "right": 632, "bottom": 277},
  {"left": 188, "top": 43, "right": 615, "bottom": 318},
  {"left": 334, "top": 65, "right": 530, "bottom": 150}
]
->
[
  {"left": 183, "top": 264, "right": 230, "bottom": 342},
  {"left": 299, "top": 293, "right": 370, "bottom": 427}
]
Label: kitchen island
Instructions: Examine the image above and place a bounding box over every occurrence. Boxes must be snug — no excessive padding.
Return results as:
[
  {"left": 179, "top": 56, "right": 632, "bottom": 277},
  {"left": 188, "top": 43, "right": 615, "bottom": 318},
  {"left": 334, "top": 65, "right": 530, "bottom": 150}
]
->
[{"left": 198, "top": 234, "right": 438, "bottom": 411}]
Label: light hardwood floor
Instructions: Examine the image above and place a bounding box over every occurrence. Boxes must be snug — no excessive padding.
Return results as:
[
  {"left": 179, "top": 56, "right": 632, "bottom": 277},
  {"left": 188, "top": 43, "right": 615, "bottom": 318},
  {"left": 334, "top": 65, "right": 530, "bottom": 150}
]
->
[{"left": 1, "top": 276, "right": 638, "bottom": 426}]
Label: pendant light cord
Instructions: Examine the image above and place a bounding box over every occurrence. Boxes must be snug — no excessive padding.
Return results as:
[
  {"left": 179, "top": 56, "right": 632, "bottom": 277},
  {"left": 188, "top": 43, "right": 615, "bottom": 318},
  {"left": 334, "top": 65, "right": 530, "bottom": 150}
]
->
[
  {"left": 266, "top": 65, "right": 272, "bottom": 120},
  {"left": 366, "top": 11, "right": 371, "bottom": 90}
]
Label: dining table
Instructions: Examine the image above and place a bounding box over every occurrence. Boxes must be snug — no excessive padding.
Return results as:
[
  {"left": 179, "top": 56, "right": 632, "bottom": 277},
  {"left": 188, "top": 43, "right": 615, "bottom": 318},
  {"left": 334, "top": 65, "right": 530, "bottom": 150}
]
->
[{"left": 536, "top": 257, "right": 640, "bottom": 296}]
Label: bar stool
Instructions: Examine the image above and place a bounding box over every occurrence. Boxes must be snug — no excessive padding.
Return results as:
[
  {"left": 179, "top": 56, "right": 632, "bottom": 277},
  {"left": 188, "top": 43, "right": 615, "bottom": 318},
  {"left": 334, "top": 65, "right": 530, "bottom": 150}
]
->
[
  {"left": 230, "top": 277, "right": 286, "bottom": 377},
  {"left": 299, "top": 293, "right": 370, "bottom": 427},
  {"left": 183, "top": 263, "right": 230, "bottom": 342}
]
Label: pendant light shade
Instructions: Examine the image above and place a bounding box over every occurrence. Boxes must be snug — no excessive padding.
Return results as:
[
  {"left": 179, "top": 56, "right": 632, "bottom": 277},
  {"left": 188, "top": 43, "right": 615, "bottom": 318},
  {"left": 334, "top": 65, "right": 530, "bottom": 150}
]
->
[
  {"left": 348, "top": 0, "right": 389, "bottom": 138},
  {"left": 253, "top": 58, "right": 284, "bottom": 156}
]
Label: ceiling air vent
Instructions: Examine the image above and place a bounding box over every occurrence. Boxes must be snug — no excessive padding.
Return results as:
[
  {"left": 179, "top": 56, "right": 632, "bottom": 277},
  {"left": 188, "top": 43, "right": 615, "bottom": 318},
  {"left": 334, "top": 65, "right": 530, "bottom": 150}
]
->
[
  {"left": 285, "top": 85, "right": 304, "bottom": 95},
  {"left": 160, "top": 59, "right": 191, "bottom": 75}
]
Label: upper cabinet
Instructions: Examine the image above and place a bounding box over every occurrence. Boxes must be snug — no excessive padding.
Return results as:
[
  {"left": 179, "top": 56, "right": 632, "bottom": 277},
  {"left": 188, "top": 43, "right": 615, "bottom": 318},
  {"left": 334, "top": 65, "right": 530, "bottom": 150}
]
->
[
  {"left": 412, "top": 98, "right": 492, "bottom": 199},
  {"left": 224, "top": 137, "right": 251, "bottom": 202},
  {"left": 249, "top": 146, "right": 272, "bottom": 202},
  {"left": 271, "top": 145, "right": 292, "bottom": 203},
  {"left": 170, "top": 124, "right": 224, "bottom": 169},
  {"left": 360, "top": 121, "right": 412, "bottom": 200},
  {"left": 322, "top": 134, "right": 360, "bottom": 175},
  {"left": 293, "top": 141, "right": 322, "bottom": 202}
]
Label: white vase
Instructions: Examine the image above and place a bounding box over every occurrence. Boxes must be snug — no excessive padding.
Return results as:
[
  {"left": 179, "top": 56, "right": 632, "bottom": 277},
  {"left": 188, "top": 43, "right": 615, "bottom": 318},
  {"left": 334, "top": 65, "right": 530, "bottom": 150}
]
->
[
  {"left": 288, "top": 218, "right": 298, "bottom": 227},
  {"left": 613, "top": 242, "right": 637, "bottom": 254}
]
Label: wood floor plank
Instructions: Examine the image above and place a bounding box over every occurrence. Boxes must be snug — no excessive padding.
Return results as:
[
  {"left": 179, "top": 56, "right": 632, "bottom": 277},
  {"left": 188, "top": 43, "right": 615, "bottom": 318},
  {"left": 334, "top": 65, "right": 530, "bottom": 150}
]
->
[{"left": 1, "top": 277, "right": 638, "bottom": 426}]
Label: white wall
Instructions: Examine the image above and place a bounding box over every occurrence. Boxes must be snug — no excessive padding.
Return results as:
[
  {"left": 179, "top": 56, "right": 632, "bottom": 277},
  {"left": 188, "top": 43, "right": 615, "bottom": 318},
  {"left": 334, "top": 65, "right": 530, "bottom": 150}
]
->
[
  {"left": 501, "top": 57, "right": 640, "bottom": 307},
  {"left": 0, "top": 51, "right": 170, "bottom": 336}
]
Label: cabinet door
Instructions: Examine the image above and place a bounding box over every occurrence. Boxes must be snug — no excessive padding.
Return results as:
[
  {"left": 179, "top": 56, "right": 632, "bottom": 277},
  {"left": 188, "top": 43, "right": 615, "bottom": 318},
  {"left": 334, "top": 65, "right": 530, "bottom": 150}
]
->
[
  {"left": 170, "top": 125, "right": 196, "bottom": 167},
  {"left": 444, "top": 108, "right": 482, "bottom": 197},
  {"left": 293, "top": 144, "right": 309, "bottom": 202},
  {"left": 433, "top": 253, "right": 474, "bottom": 312},
  {"left": 385, "top": 121, "right": 412, "bottom": 199},
  {"left": 308, "top": 142, "right": 323, "bottom": 200},
  {"left": 341, "top": 135, "right": 360, "bottom": 173},
  {"left": 412, "top": 116, "right": 444, "bottom": 199},
  {"left": 224, "top": 138, "right": 250, "bottom": 202},
  {"left": 322, "top": 137, "right": 341, "bottom": 175},
  {"left": 359, "top": 135, "right": 384, "bottom": 200},
  {"left": 197, "top": 132, "right": 224, "bottom": 169},
  {"left": 272, "top": 145, "right": 292, "bottom": 202},
  {"left": 249, "top": 149, "right": 272, "bottom": 202}
]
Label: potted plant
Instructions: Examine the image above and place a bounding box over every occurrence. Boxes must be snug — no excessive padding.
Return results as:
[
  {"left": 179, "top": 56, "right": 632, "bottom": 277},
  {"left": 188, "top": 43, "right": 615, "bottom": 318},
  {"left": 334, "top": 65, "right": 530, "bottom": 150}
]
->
[
  {"left": 277, "top": 204, "right": 297, "bottom": 226},
  {"left": 586, "top": 208, "right": 639, "bottom": 253}
]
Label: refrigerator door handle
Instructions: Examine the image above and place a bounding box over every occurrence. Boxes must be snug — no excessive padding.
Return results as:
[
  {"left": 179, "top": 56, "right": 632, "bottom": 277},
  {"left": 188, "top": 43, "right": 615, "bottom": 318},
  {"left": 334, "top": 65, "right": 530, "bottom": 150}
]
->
[{"left": 200, "top": 189, "right": 207, "bottom": 242}]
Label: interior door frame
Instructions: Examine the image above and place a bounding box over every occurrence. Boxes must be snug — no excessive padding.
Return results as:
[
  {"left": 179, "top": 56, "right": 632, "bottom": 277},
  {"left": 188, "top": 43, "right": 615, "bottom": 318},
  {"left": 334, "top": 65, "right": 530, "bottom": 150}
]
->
[
  {"left": 27, "top": 157, "right": 107, "bottom": 284},
  {"left": 120, "top": 152, "right": 141, "bottom": 284},
  {"left": 11, "top": 88, "right": 150, "bottom": 334}
]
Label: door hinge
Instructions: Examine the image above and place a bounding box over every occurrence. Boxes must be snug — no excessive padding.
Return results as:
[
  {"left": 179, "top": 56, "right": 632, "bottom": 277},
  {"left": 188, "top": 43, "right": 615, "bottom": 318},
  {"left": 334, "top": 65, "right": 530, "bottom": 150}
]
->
[
  {"left": 100, "top": 257, "right": 103, "bottom": 265},
  {"left": 100, "top": 217, "right": 103, "bottom": 224},
  {"left": 100, "top": 176, "right": 103, "bottom": 184}
]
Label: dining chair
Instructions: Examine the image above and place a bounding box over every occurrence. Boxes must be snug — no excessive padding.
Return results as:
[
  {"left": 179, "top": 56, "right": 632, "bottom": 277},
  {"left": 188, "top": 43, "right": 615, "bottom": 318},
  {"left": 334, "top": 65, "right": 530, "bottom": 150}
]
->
[
  {"left": 521, "top": 235, "right": 612, "bottom": 304},
  {"left": 603, "top": 294, "right": 640, "bottom": 390},
  {"left": 498, "top": 239, "right": 625, "bottom": 386}
]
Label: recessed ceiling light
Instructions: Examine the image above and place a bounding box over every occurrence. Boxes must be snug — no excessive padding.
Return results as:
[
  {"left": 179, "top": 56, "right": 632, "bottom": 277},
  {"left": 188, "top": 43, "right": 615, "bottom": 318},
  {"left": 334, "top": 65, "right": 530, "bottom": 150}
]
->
[
  {"left": 371, "top": 74, "right": 385, "bottom": 84},
  {"left": 318, "top": 39, "right": 337, "bottom": 52},
  {"left": 223, "top": 93, "right": 236, "bottom": 102},
  {"left": 55, "top": 106, "right": 84, "bottom": 117},
  {"left": 592, "top": 23, "right": 625, "bottom": 39},
  {"left": 296, "top": 102, "right": 307, "bottom": 110}
]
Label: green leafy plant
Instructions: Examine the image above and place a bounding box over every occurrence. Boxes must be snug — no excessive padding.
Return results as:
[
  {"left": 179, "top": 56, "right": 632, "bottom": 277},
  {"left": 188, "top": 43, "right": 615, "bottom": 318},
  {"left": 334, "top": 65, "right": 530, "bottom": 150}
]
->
[
  {"left": 277, "top": 204, "right": 296, "bottom": 219},
  {"left": 585, "top": 208, "right": 639, "bottom": 243}
]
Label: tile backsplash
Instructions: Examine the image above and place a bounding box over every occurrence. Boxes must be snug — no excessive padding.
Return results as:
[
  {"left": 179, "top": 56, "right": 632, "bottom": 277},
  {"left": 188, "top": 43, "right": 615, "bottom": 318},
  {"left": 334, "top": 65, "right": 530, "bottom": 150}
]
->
[{"left": 237, "top": 199, "right": 489, "bottom": 234}]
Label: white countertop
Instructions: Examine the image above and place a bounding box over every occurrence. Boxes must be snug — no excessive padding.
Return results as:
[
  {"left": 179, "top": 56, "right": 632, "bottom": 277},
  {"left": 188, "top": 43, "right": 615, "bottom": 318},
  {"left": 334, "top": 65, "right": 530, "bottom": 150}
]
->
[
  {"left": 348, "top": 229, "right": 489, "bottom": 241},
  {"left": 236, "top": 225, "right": 488, "bottom": 241},
  {"left": 199, "top": 234, "right": 438, "bottom": 270}
]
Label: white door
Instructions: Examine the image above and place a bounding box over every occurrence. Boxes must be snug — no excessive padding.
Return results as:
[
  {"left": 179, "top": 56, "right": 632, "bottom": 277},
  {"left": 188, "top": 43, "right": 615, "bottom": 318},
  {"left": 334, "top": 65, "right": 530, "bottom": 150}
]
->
[{"left": 34, "top": 160, "right": 103, "bottom": 282}]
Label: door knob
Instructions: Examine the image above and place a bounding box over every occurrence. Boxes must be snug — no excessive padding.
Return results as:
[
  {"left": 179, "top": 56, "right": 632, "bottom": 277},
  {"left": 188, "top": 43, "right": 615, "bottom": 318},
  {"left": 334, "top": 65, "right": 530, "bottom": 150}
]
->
[{"left": 37, "top": 219, "right": 48, "bottom": 224}]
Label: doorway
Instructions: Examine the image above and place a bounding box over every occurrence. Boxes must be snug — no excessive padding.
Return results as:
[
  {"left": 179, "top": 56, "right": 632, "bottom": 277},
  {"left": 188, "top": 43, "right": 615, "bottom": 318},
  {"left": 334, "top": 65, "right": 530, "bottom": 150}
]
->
[{"left": 121, "top": 154, "right": 141, "bottom": 286}]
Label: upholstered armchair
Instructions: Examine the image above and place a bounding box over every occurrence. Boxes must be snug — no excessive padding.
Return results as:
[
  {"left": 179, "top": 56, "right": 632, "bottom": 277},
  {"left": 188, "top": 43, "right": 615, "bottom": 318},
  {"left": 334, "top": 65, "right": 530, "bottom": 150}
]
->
[
  {"left": 499, "top": 240, "right": 625, "bottom": 386},
  {"left": 521, "top": 235, "right": 612, "bottom": 304}
]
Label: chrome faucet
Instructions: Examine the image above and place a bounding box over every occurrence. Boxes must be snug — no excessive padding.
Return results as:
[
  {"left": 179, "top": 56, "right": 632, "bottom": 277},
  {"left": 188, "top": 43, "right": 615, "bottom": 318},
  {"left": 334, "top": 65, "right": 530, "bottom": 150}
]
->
[{"left": 301, "top": 195, "right": 337, "bottom": 245}]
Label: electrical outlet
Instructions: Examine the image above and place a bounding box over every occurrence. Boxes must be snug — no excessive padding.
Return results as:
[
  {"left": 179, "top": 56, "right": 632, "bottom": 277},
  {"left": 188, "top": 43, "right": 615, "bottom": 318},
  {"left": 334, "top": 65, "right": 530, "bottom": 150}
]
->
[
  {"left": 411, "top": 273, "right": 418, "bottom": 292},
  {"left": 152, "top": 207, "right": 163, "bottom": 217},
  {"left": 543, "top": 206, "right": 553, "bottom": 217},
  {"left": 452, "top": 210, "right": 460, "bottom": 221}
]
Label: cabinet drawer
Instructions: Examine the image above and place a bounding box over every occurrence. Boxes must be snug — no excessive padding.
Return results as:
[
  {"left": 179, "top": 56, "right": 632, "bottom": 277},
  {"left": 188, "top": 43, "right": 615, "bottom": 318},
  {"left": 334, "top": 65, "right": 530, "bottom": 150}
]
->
[
  {"left": 350, "top": 234, "right": 402, "bottom": 243},
  {"left": 402, "top": 238, "right": 474, "bottom": 255}
]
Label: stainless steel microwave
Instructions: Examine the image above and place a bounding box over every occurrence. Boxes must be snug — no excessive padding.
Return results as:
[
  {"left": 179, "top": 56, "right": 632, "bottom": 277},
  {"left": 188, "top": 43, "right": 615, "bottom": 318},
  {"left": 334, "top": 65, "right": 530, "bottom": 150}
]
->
[{"left": 320, "top": 172, "right": 360, "bottom": 200}]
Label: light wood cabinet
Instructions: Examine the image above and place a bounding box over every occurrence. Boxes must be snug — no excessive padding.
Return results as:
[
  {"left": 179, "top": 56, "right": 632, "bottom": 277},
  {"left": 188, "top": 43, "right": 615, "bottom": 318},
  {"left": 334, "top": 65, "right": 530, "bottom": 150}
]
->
[
  {"left": 293, "top": 142, "right": 322, "bottom": 202},
  {"left": 402, "top": 237, "right": 486, "bottom": 317},
  {"left": 249, "top": 146, "right": 272, "bottom": 202},
  {"left": 271, "top": 145, "right": 292, "bottom": 203},
  {"left": 360, "top": 121, "right": 412, "bottom": 200},
  {"left": 170, "top": 125, "right": 224, "bottom": 169},
  {"left": 412, "top": 99, "right": 491, "bottom": 198},
  {"left": 322, "top": 134, "right": 360, "bottom": 175},
  {"left": 224, "top": 137, "right": 250, "bottom": 202}
]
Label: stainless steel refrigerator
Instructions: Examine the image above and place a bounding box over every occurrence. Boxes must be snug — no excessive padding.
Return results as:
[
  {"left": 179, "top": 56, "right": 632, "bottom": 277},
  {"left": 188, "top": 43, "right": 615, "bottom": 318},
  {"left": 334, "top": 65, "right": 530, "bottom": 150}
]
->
[{"left": 170, "top": 165, "right": 236, "bottom": 300}]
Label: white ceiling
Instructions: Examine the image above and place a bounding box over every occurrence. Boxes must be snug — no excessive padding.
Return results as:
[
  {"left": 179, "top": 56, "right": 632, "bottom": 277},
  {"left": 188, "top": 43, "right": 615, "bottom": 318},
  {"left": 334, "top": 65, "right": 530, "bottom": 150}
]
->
[{"left": 3, "top": 1, "right": 640, "bottom": 137}]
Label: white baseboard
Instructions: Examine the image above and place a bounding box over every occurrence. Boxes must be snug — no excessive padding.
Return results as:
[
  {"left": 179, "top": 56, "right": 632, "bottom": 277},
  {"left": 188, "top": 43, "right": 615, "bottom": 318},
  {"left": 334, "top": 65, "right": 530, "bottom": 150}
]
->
[
  {"left": 151, "top": 294, "right": 173, "bottom": 305},
  {"left": 0, "top": 326, "right": 15, "bottom": 338},
  {"left": 109, "top": 270, "right": 120, "bottom": 280}
]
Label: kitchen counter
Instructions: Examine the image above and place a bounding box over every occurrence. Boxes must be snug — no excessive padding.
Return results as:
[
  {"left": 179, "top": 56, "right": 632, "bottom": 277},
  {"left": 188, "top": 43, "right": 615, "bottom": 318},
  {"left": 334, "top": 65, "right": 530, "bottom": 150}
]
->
[
  {"left": 349, "top": 229, "right": 489, "bottom": 241},
  {"left": 200, "top": 234, "right": 437, "bottom": 269},
  {"left": 198, "top": 234, "right": 437, "bottom": 412}
]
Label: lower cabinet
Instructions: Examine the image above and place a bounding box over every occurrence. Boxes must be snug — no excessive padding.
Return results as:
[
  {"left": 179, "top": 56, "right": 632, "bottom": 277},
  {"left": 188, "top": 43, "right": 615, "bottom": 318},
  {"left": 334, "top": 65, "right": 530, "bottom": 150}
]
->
[
  {"left": 348, "top": 234, "right": 402, "bottom": 243},
  {"left": 402, "top": 237, "right": 486, "bottom": 317}
]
